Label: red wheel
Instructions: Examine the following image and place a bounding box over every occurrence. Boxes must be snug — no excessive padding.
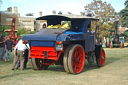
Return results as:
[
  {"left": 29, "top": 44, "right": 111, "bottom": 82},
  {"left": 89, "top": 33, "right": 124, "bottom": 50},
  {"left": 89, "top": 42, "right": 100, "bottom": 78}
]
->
[
  {"left": 119, "top": 42, "right": 122, "bottom": 48},
  {"left": 29, "top": 58, "right": 49, "bottom": 70},
  {"left": 96, "top": 49, "right": 106, "bottom": 67},
  {"left": 68, "top": 44, "right": 85, "bottom": 74}
]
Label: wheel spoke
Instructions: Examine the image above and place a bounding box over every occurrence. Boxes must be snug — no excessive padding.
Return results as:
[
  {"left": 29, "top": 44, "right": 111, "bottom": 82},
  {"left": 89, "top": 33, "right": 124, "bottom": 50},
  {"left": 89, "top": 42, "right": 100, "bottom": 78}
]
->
[{"left": 72, "top": 50, "right": 78, "bottom": 58}]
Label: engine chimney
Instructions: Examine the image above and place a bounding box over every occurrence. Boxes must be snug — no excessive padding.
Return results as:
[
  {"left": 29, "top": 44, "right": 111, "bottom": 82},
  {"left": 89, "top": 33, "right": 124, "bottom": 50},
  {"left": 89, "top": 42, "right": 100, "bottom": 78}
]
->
[
  {"left": 39, "top": 11, "right": 42, "bottom": 17},
  {"left": 14, "top": 6, "right": 18, "bottom": 14},
  {"left": 114, "top": 21, "right": 119, "bottom": 35},
  {"left": 7, "top": 7, "right": 12, "bottom": 13}
]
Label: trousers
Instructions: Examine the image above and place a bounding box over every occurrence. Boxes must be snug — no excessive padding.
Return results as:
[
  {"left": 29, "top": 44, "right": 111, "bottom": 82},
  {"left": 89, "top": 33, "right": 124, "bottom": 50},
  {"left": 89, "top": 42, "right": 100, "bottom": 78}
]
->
[
  {"left": 0, "top": 47, "right": 5, "bottom": 60},
  {"left": 16, "top": 49, "right": 28, "bottom": 69},
  {"left": 12, "top": 50, "right": 25, "bottom": 70},
  {"left": 5, "top": 50, "right": 11, "bottom": 59}
]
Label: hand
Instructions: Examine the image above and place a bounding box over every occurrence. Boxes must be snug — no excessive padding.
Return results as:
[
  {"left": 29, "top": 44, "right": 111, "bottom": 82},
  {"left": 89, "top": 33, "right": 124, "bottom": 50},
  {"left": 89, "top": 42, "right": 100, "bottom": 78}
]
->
[{"left": 3, "top": 40, "right": 6, "bottom": 42}]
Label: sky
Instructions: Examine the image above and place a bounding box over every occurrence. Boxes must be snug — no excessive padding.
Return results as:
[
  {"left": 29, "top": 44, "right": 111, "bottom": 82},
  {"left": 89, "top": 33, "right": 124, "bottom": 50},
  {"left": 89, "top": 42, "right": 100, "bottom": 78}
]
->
[{"left": 0, "top": 0, "right": 126, "bottom": 18}]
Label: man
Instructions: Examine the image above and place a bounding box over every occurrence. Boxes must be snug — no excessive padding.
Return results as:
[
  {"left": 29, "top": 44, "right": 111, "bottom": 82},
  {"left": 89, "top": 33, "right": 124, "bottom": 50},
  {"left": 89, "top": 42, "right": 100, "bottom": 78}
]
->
[
  {"left": 16, "top": 48, "right": 29, "bottom": 69},
  {"left": 12, "top": 39, "right": 29, "bottom": 70},
  {"left": 5, "top": 36, "right": 13, "bottom": 62},
  {"left": 0, "top": 36, "right": 6, "bottom": 61},
  {"left": 103, "top": 37, "right": 106, "bottom": 48}
]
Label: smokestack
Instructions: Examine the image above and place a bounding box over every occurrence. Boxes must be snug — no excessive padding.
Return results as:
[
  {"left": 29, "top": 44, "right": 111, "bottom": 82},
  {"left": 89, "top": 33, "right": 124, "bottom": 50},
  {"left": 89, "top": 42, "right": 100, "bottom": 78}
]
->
[
  {"left": 14, "top": 6, "right": 18, "bottom": 14},
  {"left": 39, "top": 11, "right": 42, "bottom": 17},
  {"left": 7, "top": 7, "right": 12, "bottom": 13},
  {"left": 114, "top": 21, "right": 119, "bottom": 35}
]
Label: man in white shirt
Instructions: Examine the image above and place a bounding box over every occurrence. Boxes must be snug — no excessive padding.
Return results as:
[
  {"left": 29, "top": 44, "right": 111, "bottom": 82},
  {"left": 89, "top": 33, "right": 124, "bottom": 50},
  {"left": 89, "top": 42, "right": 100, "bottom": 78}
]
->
[{"left": 12, "top": 39, "right": 29, "bottom": 70}]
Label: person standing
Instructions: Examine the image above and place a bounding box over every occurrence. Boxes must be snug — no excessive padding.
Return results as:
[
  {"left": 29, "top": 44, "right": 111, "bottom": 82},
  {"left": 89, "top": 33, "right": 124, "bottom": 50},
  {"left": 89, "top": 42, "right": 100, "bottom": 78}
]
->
[
  {"left": 16, "top": 36, "right": 29, "bottom": 69},
  {"left": 12, "top": 39, "right": 29, "bottom": 70},
  {"left": 0, "top": 36, "right": 6, "bottom": 61},
  {"left": 104, "top": 37, "right": 106, "bottom": 48},
  {"left": 5, "top": 36, "right": 13, "bottom": 62},
  {"left": 16, "top": 49, "right": 29, "bottom": 69}
]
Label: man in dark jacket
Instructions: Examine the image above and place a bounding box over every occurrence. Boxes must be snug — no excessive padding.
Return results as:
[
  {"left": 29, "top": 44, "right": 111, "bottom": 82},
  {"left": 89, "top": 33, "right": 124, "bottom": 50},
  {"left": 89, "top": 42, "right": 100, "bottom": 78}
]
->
[{"left": 5, "top": 36, "right": 13, "bottom": 62}]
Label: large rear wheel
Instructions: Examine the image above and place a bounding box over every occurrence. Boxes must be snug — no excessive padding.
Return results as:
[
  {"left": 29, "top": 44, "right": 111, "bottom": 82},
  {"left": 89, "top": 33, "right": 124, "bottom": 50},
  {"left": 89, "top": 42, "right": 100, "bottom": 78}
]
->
[
  {"left": 63, "top": 44, "right": 85, "bottom": 74},
  {"left": 29, "top": 58, "right": 49, "bottom": 70}
]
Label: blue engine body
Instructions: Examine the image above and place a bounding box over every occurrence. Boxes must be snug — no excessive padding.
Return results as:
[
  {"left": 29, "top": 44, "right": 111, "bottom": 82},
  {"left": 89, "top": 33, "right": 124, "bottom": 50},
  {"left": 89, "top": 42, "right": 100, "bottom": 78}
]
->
[{"left": 22, "top": 15, "right": 98, "bottom": 52}]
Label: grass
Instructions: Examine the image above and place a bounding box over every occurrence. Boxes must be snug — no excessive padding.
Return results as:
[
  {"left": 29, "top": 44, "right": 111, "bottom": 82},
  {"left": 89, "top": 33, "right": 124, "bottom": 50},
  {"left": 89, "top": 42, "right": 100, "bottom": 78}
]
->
[{"left": 0, "top": 48, "right": 128, "bottom": 85}]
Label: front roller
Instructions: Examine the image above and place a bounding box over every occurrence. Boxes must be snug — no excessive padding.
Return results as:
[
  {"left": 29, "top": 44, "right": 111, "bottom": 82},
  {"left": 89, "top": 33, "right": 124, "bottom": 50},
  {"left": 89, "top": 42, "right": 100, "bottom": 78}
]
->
[
  {"left": 95, "top": 45, "right": 106, "bottom": 67},
  {"left": 96, "top": 49, "right": 106, "bottom": 67},
  {"left": 63, "top": 44, "right": 85, "bottom": 74},
  {"left": 29, "top": 58, "right": 49, "bottom": 70}
]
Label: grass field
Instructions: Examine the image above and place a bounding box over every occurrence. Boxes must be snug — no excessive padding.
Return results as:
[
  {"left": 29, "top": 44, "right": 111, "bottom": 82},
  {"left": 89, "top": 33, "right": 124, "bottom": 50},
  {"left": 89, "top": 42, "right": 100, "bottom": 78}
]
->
[{"left": 0, "top": 48, "right": 128, "bottom": 85}]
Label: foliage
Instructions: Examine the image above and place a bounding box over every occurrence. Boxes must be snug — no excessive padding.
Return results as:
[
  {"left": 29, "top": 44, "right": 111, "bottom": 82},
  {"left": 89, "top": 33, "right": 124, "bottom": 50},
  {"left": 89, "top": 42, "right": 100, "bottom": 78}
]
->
[
  {"left": 0, "top": 25, "right": 11, "bottom": 36},
  {"left": 67, "top": 12, "right": 73, "bottom": 15},
  {"left": 84, "top": 0, "right": 119, "bottom": 23},
  {"left": 119, "top": 30, "right": 128, "bottom": 42},
  {"left": 58, "top": 11, "right": 62, "bottom": 15},
  {"left": 52, "top": 10, "right": 56, "bottom": 14},
  {"left": 119, "top": 0, "right": 128, "bottom": 27},
  {"left": 97, "top": 22, "right": 115, "bottom": 38},
  {"left": 80, "top": 11, "right": 85, "bottom": 16},
  {"left": 25, "top": 13, "right": 34, "bottom": 16},
  {"left": 17, "top": 28, "right": 36, "bottom": 37},
  {"left": 84, "top": 0, "right": 120, "bottom": 39}
]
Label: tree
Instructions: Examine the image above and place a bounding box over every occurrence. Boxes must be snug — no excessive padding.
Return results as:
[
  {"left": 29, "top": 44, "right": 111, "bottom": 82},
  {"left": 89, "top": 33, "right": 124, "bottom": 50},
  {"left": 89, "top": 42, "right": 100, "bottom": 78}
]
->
[
  {"left": 52, "top": 10, "right": 56, "bottom": 14},
  {"left": 119, "top": 30, "right": 128, "bottom": 42},
  {"left": 119, "top": 0, "right": 128, "bottom": 27},
  {"left": 84, "top": 0, "right": 119, "bottom": 23},
  {"left": 67, "top": 12, "right": 72, "bottom": 15},
  {"left": 84, "top": 0, "right": 120, "bottom": 38},
  {"left": 25, "top": 13, "right": 34, "bottom": 16},
  {"left": 0, "top": 26, "right": 11, "bottom": 36},
  {"left": 58, "top": 11, "right": 62, "bottom": 15},
  {"left": 80, "top": 11, "right": 85, "bottom": 16}
]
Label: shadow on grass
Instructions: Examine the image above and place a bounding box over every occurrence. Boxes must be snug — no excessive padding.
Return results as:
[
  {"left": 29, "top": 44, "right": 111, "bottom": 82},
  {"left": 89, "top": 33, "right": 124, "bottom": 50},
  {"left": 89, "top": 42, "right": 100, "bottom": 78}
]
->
[
  {"left": 82, "top": 57, "right": 120, "bottom": 72},
  {"left": 45, "top": 57, "right": 120, "bottom": 73},
  {"left": 48, "top": 65, "right": 65, "bottom": 72},
  {"left": 1, "top": 56, "right": 119, "bottom": 75},
  {"left": 105, "top": 57, "right": 120, "bottom": 65}
]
